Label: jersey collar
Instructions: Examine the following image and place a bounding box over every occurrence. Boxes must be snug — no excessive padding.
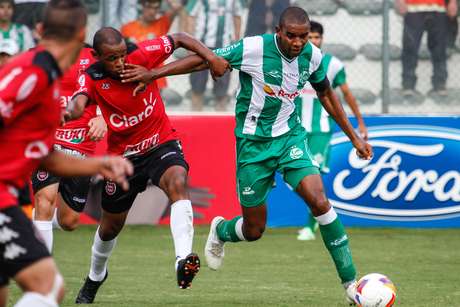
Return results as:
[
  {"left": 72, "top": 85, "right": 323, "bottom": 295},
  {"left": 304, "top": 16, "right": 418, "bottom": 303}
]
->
[{"left": 274, "top": 34, "right": 297, "bottom": 63}]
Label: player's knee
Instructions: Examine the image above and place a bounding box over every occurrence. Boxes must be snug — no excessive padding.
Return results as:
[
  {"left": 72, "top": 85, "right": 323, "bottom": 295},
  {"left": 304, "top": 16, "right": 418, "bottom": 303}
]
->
[
  {"left": 310, "top": 196, "right": 331, "bottom": 216},
  {"left": 166, "top": 175, "right": 187, "bottom": 198},
  {"left": 99, "top": 221, "right": 123, "bottom": 241},
  {"left": 58, "top": 215, "right": 79, "bottom": 231}
]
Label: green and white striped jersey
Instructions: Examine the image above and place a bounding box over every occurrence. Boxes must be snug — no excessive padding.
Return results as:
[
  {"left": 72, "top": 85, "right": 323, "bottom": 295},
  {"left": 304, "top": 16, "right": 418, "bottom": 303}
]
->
[
  {"left": 0, "top": 23, "right": 35, "bottom": 52},
  {"left": 214, "top": 33, "right": 326, "bottom": 140},
  {"left": 186, "top": 0, "right": 242, "bottom": 48},
  {"left": 300, "top": 53, "right": 346, "bottom": 134}
]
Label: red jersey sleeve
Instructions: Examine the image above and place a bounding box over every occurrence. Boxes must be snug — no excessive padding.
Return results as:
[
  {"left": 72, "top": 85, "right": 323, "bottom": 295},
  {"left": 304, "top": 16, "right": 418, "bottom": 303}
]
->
[
  {"left": 132, "top": 36, "right": 175, "bottom": 69},
  {"left": 72, "top": 71, "right": 94, "bottom": 101},
  {"left": 0, "top": 66, "right": 49, "bottom": 127}
]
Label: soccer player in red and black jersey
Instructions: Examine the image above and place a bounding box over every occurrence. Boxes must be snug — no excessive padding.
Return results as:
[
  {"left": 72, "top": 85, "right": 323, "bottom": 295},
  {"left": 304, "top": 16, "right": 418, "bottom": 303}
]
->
[
  {"left": 31, "top": 45, "right": 108, "bottom": 253},
  {"left": 0, "top": 2, "right": 133, "bottom": 307},
  {"left": 68, "top": 27, "right": 229, "bottom": 303}
]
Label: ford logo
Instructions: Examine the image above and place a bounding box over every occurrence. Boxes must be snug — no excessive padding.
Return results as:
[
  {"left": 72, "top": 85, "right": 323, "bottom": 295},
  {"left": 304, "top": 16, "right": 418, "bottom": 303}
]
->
[{"left": 326, "top": 125, "right": 460, "bottom": 221}]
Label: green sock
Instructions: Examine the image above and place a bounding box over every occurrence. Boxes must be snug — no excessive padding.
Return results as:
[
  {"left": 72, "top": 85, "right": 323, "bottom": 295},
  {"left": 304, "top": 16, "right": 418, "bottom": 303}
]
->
[
  {"left": 319, "top": 217, "right": 356, "bottom": 283},
  {"left": 308, "top": 214, "right": 318, "bottom": 232},
  {"left": 216, "top": 216, "right": 243, "bottom": 242}
]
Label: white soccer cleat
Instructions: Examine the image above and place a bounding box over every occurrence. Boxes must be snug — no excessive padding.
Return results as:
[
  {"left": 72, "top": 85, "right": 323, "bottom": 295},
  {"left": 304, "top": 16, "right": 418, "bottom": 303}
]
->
[
  {"left": 345, "top": 280, "right": 358, "bottom": 305},
  {"left": 297, "top": 227, "right": 316, "bottom": 241},
  {"left": 204, "top": 216, "right": 225, "bottom": 270}
]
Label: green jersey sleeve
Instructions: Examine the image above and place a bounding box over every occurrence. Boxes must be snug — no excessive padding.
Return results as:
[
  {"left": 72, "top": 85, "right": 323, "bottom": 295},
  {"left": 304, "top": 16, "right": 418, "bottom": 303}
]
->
[
  {"left": 308, "top": 59, "right": 326, "bottom": 84},
  {"left": 332, "top": 67, "right": 346, "bottom": 88},
  {"left": 213, "top": 39, "right": 244, "bottom": 70}
]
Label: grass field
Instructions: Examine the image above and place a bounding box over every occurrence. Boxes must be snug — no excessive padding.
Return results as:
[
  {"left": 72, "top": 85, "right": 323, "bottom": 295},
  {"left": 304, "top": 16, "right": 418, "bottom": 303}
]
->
[{"left": 8, "top": 226, "right": 460, "bottom": 306}]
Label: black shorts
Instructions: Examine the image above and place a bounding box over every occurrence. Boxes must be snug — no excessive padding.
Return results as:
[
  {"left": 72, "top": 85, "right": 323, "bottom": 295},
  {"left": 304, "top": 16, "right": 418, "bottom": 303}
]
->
[
  {"left": 31, "top": 147, "right": 91, "bottom": 213},
  {"left": 0, "top": 206, "right": 50, "bottom": 286},
  {"left": 101, "top": 140, "right": 189, "bottom": 214}
]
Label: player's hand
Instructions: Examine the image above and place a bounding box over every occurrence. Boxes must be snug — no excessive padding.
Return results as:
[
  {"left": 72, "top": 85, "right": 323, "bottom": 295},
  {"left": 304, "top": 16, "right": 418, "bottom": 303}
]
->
[
  {"left": 98, "top": 156, "right": 133, "bottom": 191},
  {"left": 395, "top": 0, "right": 407, "bottom": 15},
  {"left": 353, "top": 138, "right": 373, "bottom": 160},
  {"left": 87, "top": 116, "right": 107, "bottom": 141},
  {"left": 121, "top": 63, "right": 154, "bottom": 84},
  {"left": 358, "top": 122, "right": 368, "bottom": 141},
  {"left": 208, "top": 55, "right": 231, "bottom": 81}
]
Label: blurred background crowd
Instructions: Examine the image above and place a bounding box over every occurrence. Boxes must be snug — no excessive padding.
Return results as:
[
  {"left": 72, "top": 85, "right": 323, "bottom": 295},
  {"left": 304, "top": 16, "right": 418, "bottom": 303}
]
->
[{"left": 2, "top": 0, "right": 459, "bottom": 114}]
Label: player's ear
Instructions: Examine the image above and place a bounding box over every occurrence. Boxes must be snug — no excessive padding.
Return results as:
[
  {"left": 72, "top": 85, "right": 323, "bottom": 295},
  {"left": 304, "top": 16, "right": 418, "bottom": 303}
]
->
[
  {"left": 35, "top": 22, "right": 44, "bottom": 39},
  {"left": 77, "top": 27, "right": 86, "bottom": 44},
  {"left": 91, "top": 49, "right": 99, "bottom": 59},
  {"left": 275, "top": 25, "right": 281, "bottom": 34}
]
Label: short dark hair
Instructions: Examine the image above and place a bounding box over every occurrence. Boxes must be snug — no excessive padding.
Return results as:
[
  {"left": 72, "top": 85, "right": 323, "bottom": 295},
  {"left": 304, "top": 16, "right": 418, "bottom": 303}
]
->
[
  {"left": 279, "top": 6, "right": 310, "bottom": 28},
  {"left": 0, "top": 0, "right": 14, "bottom": 7},
  {"left": 309, "top": 21, "right": 323, "bottom": 35},
  {"left": 93, "top": 27, "right": 124, "bottom": 54},
  {"left": 140, "top": 0, "right": 162, "bottom": 5},
  {"left": 42, "top": 0, "right": 87, "bottom": 41}
]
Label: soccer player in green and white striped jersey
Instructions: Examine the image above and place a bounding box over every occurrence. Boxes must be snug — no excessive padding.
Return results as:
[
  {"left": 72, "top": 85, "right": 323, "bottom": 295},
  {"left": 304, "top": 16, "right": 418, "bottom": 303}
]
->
[
  {"left": 297, "top": 21, "right": 368, "bottom": 241},
  {"left": 0, "top": 0, "right": 35, "bottom": 52},
  {"left": 120, "top": 7, "right": 373, "bottom": 304}
]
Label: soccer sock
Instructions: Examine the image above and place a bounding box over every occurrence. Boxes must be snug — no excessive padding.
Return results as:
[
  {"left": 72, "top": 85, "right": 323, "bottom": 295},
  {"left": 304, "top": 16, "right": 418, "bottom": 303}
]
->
[
  {"left": 216, "top": 216, "right": 245, "bottom": 242},
  {"left": 51, "top": 208, "right": 61, "bottom": 230},
  {"left": 89, "top": 227, "right": 116, "bottom": 282},
  {"left": 316, "top": 208, "right": 356, "bottom": 284},
  {"left": 14, "top": 292, "right": 58, "bottom": 307},
  {"left": 33, "top": 220, "right": 53, "bottom": 253},
  {"left": 308, "top": 213, "right": 318, "bottom": 232},
  {"left": 170, "top": 200, "right": 194, "bottom": 265}
]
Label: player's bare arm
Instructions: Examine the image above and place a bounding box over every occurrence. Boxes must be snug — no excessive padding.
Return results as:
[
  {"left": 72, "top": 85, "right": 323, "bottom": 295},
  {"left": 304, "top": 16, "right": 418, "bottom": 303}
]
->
[
  {"left": 121, "top": 54, "right": 211, "bottom": 85},
  {"left": 39, "top": 151, "right": 133, "bottom": 190},
  {"left": 66, "top": 93, "right": 89, "bottom": 120},
  {"left": 316, "top": 84, "right": 373, "bottom": 160},
  {"left": 340, "top": 83, "right": 368, "bottom": 140}
]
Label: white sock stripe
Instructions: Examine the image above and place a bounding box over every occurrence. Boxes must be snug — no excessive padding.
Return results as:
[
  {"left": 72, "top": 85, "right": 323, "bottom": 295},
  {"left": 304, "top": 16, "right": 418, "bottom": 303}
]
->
[
  {"left": 235, "top": 217, "right": 246, "bottom": 241},
  {"left": 315, "top": 208, "right": 338, "bottom": 225},
  {"left": 33, "top": 220, "right": 53, "bottom": 230}
]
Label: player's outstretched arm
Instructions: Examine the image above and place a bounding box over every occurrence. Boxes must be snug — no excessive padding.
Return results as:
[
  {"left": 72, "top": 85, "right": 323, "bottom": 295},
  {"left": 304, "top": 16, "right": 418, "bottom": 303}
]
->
[
  {"left": 316, "top": 84, "right": 373, "bottom": 160},
  {"left": 340, "top": 83, "right": 368, "bottom": 140},
  {"left": 40, "top": 151, "right": 133, "bottom": 190},
  {"left": 170, "top": 32, "right": 230, "bottom": 78},
  {"left": 121, "top": 54, "right": 210, "bottom": 86}
]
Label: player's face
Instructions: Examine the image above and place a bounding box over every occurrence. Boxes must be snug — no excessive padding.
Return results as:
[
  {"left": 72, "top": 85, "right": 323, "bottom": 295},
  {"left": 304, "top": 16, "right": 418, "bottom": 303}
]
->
[
  {"left": 0, "top": 2, "right": 13, "bottom": 23},
  {"left": 98, "top": 41, "right": 127, "bottom": 76},
  {"left": 308, "top": 32, "right": 322, "bottom": 49},
  {"left": 142, "top": 1, "right": 161, "bottom": 24},
  {"left": 276, "top": 23, "right": 310, "bottom": 58}
]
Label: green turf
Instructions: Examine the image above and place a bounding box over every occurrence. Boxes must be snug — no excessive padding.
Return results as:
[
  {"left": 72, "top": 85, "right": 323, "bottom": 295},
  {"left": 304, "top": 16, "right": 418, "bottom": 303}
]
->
[{"left": 8, "top": 226, "right": 460, "bottom": 306}]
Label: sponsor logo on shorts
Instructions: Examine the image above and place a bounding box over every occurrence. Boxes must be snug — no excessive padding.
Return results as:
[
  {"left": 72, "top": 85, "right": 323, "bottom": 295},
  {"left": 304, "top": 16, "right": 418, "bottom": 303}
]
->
[
  {"left": 37, "top": 171, "right": 49, "bottom": 181},
  {"left": 289, "top": 146, "right": 304, "bottom": 159},
  {"left": 105, "top": 181, "right": 116, "bottom": 196},
  {"left": 55, "top": 128, "right": 87, "bottom": 144},
  {"left": 0, "top": 213, "right": 12, "bottom": 225},
  {"left": 0, "top": 226, "right": 19, "bottom": 243},
  {"left": 72, "top": 196, "right": 86, "bottom": 204},
  {"left": 242, "top": 187, "right": 255, "bottom": 195}
]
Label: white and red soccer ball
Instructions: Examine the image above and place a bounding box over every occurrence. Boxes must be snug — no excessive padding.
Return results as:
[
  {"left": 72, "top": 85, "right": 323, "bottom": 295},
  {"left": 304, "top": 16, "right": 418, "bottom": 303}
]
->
[{"left": 355, "top": 273, "right": 396, "bottom": 307}]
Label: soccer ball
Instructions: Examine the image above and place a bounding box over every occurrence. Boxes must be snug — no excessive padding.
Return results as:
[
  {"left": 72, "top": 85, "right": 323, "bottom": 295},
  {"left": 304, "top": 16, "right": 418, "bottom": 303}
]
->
[{"left": 355, "top": 273, "right": 396, "bottom": 307}]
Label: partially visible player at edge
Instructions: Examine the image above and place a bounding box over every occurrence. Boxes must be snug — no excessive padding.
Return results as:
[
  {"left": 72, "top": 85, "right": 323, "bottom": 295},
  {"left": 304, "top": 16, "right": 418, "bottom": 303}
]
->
[
  {"left": 68, "top": 27, "right": 229, "bottom": 303},
  {"left": 32, "top": 45, "right": 104, "bottom": 253},
  {"left": 297, "top": 20, "right": 368, "bottom": 241},
  {"left": 120, "top": 6, "right": 373, "bottom": 305},
  {"left": 0, "top": 1, "right": 133, "bottom": 307}
]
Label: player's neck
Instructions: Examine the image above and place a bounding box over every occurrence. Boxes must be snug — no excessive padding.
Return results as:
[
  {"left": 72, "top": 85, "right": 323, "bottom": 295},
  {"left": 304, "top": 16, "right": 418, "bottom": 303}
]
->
[
  {"left": 275, "top": 35, "right": 294, "bottom": 60},
  {"left": 40, "top": 39, "right": 81, "bottom": 73},
  {"left": 0, "top": 20, "right": 11, "bottom": 31}
]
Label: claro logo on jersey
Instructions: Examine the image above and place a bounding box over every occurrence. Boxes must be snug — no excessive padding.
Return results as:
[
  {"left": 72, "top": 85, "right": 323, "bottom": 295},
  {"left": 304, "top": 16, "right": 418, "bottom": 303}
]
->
[
  {"left": 55, "top": 128, "right": 87, "bottom": 144},
  {"left": 326, "top": 126, "right": 460, "bottom": 221},
  {"left": 109, "top": 92, "right": 157, "bottom": 129},
  {"left": 263, "top": 84, "right": 300, "bottom": 100}
]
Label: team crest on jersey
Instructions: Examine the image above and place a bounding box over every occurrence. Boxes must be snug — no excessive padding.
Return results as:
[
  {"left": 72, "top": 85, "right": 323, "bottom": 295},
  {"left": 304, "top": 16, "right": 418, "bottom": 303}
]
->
[
  {"left": 80, "top": 59, "right": 90, "bottom": 65},
  {"left": 37, "top": 171, "right": 49, "bottom": 181},
  {"left": 101, "top": 83, "right": 110, "bottom": 90},
  {"left": 298, "top": 71, "right": 310, "bottom": 85},
  {"left": 290, "top": 146, "right": 304, "bottom": 159},
  {"left": 105, "top": 181, "right": 116, "bottom": 195}
]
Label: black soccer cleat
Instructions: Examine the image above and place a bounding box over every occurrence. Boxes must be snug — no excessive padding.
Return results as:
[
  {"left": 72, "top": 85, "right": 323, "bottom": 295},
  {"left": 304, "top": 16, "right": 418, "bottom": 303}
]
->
[
  {"left": 75, "top": 270, "right": 108, "bottom": 304},
  {"left": 176, "top": 253, "right": 200, "bottom": 289}
]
